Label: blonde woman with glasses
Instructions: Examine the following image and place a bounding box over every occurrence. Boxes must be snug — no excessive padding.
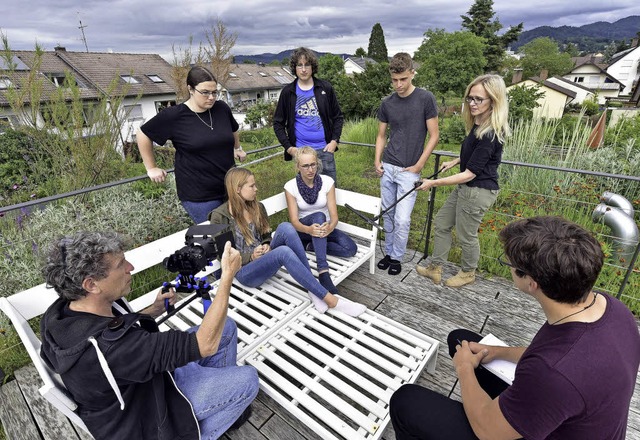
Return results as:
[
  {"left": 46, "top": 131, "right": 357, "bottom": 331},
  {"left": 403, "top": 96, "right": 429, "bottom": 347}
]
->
[
  {"left": 416, "top": 74, "right": 510, "bottom": 288},
  {"left": 284, "top": 147, "right": 358, "bottom": 296}
]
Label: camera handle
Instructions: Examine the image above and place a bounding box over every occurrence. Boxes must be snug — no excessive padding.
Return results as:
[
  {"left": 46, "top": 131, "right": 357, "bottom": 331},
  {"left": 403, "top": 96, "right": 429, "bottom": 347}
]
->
[{"left": 157, "top": 274, "right": 214, "bottom": 325}]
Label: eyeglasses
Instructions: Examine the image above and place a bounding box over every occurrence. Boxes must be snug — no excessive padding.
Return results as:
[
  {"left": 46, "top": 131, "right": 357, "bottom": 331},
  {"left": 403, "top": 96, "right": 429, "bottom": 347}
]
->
[
  {"left": 299, "top": 163, "right": 318, "bottom": 170},
  {"left": 296, "top": 63, "right": 312, "bottom": 70},
  {"left": 465, "top": 96, "right": 488, "bottom": 105},
  {"left": 498, "top": 252, "right": 527, "bottom": 277},
  {"left": 194, "top": 88, "right": 218, "bottom": 98}
]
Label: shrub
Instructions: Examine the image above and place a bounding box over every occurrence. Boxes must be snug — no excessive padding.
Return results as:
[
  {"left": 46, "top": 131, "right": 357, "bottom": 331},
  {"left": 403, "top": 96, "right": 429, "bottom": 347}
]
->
[{"left": 439, "top": 115, "right": 466, "bottom": 145}]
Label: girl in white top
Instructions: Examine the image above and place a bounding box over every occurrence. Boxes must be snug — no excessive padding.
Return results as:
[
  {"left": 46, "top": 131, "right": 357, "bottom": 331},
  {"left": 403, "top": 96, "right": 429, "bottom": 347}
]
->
[{"left": 284, "top": 147, "right": 358, "bottom": 296}]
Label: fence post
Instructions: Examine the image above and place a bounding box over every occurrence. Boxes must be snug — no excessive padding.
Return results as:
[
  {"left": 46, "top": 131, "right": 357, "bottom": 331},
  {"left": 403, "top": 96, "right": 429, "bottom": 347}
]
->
[{"left": 617, "top": 239, "right": 640, "bottom": 300}]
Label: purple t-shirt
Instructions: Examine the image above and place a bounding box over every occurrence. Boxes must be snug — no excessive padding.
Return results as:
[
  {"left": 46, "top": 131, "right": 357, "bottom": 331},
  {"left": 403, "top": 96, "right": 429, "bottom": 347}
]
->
[
  {"left": 499, "top": 293, "right": 640, "bottom": 439},
  {"left": 294, "top": 84, "right": 326, "bottom": 150}
]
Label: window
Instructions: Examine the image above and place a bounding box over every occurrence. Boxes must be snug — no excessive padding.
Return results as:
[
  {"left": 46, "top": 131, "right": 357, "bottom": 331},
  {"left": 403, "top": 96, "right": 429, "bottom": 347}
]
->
[
  {"left": 246, "top": 72, "right": 252, "bottom": 76},
  {"left": 574, "top": 77, "right": 584, "bottom": 83},
  {"left": 258, "top": 71, "right": 267, "bottom": 77},
  {"left": 123, "top": 104, "right": 143, "bottom": 121},
  {"left": 155, "top": 100, "right": 176, "bottom": 113},
  {"left": 146, "top": 74, "right": 164, "bottom": 83},
  {"left": 0, "top": 76, "right": 14, "bottom": 89},
  {"left": 276, "top": 72, "right": 283, "bottom": 76},
  {"left": 269, "top": 92, "right": 278, "bottom": 99},
  {"left": 47, "top": 74, "right": 67, "bottom": 87},
  {"left": 229, "top": 72, "right": 238, "bottom": 78},
  {"left": 121, "top": 75, "right": 139, "bottom": 84}
]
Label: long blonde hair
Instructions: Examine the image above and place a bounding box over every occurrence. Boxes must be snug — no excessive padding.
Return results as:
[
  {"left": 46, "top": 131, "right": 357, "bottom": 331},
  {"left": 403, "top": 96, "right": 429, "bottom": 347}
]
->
[
  {"left": 462, "top": 74, "right": 510, "bottom": 144},
  {"left": 224, "top": 168, "right": 270, "bottom": 244}
]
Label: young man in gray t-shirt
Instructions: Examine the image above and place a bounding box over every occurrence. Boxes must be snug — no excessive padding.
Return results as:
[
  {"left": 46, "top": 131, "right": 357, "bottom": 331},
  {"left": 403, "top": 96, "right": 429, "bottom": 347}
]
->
[{"left": 374, "top": 53, "right": 439, "bottom": 275}]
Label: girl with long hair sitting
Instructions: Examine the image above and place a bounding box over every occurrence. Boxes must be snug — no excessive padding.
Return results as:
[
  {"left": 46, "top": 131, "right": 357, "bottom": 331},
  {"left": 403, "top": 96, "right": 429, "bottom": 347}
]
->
[{"left": 209, "top": 168, "right": 366, "bottom": 317}]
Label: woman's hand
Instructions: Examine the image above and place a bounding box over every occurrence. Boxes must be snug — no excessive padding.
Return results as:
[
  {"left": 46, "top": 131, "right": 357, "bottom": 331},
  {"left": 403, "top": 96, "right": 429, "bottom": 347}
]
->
[
  {"left": 440, "top": 159, "right": 459, "bottom": 173},
  {"left": 234, "top": 148, "right": 247, "bottom": 162},
  {"left": 309, "top": 223, "right": 329, "bottom": 238},
  {"left": 147, "top": 167, "right": 167, "bottom": 183},
  {"left": 417, "top": 179, "right": 435, "bottom": 191},
  {"left": 251, "top": 244, "right": 269, "bottom": 261}
]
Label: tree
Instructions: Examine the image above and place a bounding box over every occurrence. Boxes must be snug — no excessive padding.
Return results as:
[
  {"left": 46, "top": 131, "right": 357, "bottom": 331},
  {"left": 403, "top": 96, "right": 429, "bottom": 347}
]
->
[
  {"left": 520, "top": 37, "right": 574, "bottom": 79},
  {"left": 563, "top": 42, "right": 580, "bottom": 57},
  {"left": 414, "top": 29, "right": 487, "bottom": 96},
  {"left": 341, "top": 62, "right": 392, "bottom": 119},
  {"left": 367, "top": 23, "right": 388, "bottom": 63},
  {"left": 507, "top": 84, "right": 544, "bottom": 122},
  {"left": 461, "top": 0, "right": 523, "bottom": 72},
  {"left": 203, "top": 19, "right": 238, "bottom": 88},
  {"left": 171, "top": 36, "right": 207, "bottom": 102},
  {"left": 318, "top": 54, "right": 346, "bottom": 85},
  {"left": 244, "top": 101, "right": 276, "bottom": 128},
  {"left": 354, "top": 47, "right": 367, "bottom": 57}
]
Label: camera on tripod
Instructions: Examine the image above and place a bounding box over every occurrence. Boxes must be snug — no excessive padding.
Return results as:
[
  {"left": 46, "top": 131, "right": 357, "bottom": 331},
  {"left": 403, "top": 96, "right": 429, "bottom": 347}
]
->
[{"left": 157, "top": 224, "right": 235, "bottom": 323}]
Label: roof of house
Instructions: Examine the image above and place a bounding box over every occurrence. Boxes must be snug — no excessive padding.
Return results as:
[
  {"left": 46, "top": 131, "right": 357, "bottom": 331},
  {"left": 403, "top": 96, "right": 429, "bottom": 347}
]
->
[
  {"left": 529, "top": 76, "right": 577, "bottom": 99},
  {"left": 345, "top": 56, "right": 378, "bottom": 70},
  {"left": 222, "top": 64, "right": 295, "bottom": 92},
  {"left": 608, "top": 45, "right": 640, "bottom": 66},
  {"left": 548, "top": 75, "right": 594, "bottom": 94},
  {"left": 1, "top": 49, "right": 176, "bottom": 106},
  {"left": 571, "top": 54, "right": 607, "bottom": 70}
]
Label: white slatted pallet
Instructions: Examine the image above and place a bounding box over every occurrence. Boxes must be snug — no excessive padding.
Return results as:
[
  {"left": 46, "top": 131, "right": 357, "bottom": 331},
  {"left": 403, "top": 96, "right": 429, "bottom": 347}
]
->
[{"left": 239, "top": 305, "right": 439, "bottom": 440}]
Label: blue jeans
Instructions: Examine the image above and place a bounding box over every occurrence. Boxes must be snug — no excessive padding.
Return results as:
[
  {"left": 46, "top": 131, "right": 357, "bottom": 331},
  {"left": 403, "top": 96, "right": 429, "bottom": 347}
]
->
[
  {"left": 235, "top": 222, "right": 328, "bottom": 299},
  {"left": 297, "top": 212, "right": 357, "bottom": 271},
  {"left": 380, "top": 163, "right": 420, "bottom": 260},
  {"left": 317, "top": 150, "right": 337, "bottom": 185},
  {"left": 174, "top": 318, "right": 259, "bottom": 440},
  {"left": 181, "top": 199, "right": 224, "bottom": 224}
]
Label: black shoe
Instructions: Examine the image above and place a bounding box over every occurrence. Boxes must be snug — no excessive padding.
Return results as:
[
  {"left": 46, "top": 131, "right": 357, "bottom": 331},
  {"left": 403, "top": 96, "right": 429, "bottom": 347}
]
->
[
  {"left": 305, "top": 242, "right": 314, "bottom": 252},
  {"left": 377, "top": 255, "right": 391, "bottom": 270},
  {"left": 228, "top": 406, "right": 252, "bottom": 431},
  {"left": 388, "top": 259, "right": 402, "bottom": 275}
]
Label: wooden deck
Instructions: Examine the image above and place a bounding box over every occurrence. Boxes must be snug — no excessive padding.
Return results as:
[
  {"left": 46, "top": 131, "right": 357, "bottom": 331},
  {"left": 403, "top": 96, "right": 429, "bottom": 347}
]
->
[{"left": 2, "top": 257, "right": 639, "bottom": 440}]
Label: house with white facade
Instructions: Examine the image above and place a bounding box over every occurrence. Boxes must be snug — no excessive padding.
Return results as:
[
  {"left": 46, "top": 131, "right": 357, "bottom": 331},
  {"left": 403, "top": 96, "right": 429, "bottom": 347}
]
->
[
  {"left": 0, "top": 47, "right": 177, "bottom": 149},
  {"left": 606, "top": 40, "right": 640, "bottom": 96},
  {"left": 563, "top": 60, "right": 624, "bottom": 104},
  {"left": 344, "top": 56, "right": 377, "bottom": 75},
  {"left": 220, "top": 63, "right": 295, "bottom": 111}
]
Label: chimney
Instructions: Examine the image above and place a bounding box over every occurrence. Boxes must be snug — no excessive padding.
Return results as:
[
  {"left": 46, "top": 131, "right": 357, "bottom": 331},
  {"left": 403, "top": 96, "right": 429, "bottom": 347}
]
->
[
  {"left": 540, "top": 69, "right": 549, "bottom": 81},
  {"left": 632, "top": 38, "right": 639, "bottom": 48},
  {"left": 54, "top": 45, "right": 66, "bottom": 52},
  {"left": 511, "top": 68, "right": 523, "bottom": 85}
]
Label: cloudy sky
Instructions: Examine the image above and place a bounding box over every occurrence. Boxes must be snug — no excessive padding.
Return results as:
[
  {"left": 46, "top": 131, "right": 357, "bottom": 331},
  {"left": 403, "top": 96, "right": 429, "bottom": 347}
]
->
[{"left": 3, "top": 0, "right": 640, "bottom": 60}]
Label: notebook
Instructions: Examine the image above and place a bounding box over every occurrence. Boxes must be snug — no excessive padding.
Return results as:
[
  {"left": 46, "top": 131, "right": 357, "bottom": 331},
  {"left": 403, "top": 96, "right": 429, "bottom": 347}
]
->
[{"left": 479, "top": 333, "right": 517, "bottom": 385}]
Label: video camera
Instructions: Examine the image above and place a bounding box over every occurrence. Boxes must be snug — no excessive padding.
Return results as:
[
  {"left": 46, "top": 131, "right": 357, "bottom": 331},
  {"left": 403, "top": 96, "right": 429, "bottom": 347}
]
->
[
  {"left": 163, "top": 224, "right": 235, "bottom": 276},
  {"left": 157, "top": 224, "right": 235, "bottom": 324}
]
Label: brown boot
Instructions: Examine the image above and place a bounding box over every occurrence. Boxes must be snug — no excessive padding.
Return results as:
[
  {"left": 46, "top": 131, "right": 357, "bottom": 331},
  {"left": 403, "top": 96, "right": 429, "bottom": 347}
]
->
[
  {"left": 444, "top": 269, "right": 476, "bottom": 287},
  {"left": 416, "top": 264, "right": 442, "bottom": 284}
]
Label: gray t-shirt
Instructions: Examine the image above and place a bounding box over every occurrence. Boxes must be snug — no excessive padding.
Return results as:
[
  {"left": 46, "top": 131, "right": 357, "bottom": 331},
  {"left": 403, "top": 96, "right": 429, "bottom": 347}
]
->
[{"left": 377, "top": 88, "right": 438, "bottom": 168}]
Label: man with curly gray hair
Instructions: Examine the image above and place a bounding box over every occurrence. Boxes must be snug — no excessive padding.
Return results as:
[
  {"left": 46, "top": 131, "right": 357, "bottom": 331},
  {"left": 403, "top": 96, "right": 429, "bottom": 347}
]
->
[{"left": 40, "top": 231, "right": 258, "bottom": 440}]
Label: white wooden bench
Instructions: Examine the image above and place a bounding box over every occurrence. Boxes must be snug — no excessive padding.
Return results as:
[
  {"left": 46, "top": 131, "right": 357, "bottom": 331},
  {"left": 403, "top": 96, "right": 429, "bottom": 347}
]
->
[{"left": 0, "top": 188, "right": 439, "bottom": 440}]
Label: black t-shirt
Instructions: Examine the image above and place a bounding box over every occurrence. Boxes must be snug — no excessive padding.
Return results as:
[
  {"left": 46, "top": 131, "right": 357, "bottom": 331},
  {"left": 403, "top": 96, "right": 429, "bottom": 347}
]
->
[
  {"left": 140, "top": 102, "right": 240, "bottom": 202},
  {"left": 460, "top": 126, "right": 503, "bottom": 190}
]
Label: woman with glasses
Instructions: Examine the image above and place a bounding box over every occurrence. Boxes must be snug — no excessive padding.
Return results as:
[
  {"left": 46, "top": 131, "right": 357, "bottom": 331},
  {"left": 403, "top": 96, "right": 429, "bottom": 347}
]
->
[
  {"left": 415, "top": 74, "right": 510, "bottom": 288},
  {"left": 209, "top": 167, "right": 366, "bottom": 317},
  {"left": 137, "top": 66, "right": 246, "bottom": 223},
  {"left": 284, "top": 147, "right": 358, "bottom": 295}
]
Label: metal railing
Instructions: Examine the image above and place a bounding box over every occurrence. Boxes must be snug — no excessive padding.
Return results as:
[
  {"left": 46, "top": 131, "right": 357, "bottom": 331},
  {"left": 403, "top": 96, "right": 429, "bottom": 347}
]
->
[{"left": 1, "top": 141, "right": 638, "bottom": 303}]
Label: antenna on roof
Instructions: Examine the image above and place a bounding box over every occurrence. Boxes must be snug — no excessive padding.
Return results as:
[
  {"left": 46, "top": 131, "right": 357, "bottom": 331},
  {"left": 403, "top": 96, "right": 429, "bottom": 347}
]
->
[{"left": 77, "top": 12, "right": 89, "bottom": 53}]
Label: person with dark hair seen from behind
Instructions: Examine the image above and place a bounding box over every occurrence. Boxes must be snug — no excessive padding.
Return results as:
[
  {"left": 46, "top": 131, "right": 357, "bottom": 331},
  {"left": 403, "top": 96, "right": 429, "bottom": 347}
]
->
[
  {"left": 375, "top": 52, "right": 439, "bottom": 276},
  {"left": 137, "top": 66, "right": 246, "bottom": 224},
  {"left": 390, "top": 216, "right": 640, "bottom": 440},
  {"left": 40, "top": 231, "right": 259, "bottom": 440},
  {"left": 209, "top": 168, "right": 366, "bottom": 317},
  {"left": 416, "top": 74, "right": 510, "bottom": 288},
  {"left": 273, "top": 47, "right": 344, "bottom": 185}
]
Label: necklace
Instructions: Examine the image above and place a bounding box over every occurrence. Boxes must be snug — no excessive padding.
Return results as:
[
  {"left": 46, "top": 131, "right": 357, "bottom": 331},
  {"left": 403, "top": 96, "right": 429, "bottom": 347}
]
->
[
  {"left": 194, "top": 108, "right": 213, "bottom": 130},
  {"left": 550, "top": 292, "right": 598, "bottom": 325}
]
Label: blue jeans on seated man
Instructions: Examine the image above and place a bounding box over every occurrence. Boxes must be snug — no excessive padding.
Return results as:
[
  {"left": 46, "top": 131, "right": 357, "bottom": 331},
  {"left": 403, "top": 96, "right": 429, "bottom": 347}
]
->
[
  {"left": 181, "top": 199, "right": 224, "bottom": 224},
  {"left": 174, "top": 318, "right": 259, "bottom": 439},
  {"left": 297, "top": 212, "right": 357, "bottom": 272},
  {"left": 234, "top": 222, "right": 328, "bottom": 300},
  {"left": 380, "top": 163, "right": 420, "bottom": 261}
]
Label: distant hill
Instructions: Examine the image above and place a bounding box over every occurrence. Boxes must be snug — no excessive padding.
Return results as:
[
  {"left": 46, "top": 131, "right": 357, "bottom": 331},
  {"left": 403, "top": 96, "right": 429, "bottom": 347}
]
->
[
  {"left": 512, "top": 16, "right": 640, "bottom": 52},
  {"left": 233, "top": 49, "right": 351, "bottom": 64}
]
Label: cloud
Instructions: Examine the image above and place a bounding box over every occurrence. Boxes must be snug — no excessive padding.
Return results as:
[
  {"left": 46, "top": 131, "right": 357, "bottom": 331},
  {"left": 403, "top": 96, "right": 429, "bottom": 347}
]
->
[{"left": 3, "top": 0, "right": 639, "bottom": 60}]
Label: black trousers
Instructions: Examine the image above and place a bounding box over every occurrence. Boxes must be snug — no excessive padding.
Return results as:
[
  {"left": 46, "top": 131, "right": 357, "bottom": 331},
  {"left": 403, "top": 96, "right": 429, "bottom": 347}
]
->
[{"left": 390, "top": 329, "right": 510, "bottom": 440}]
